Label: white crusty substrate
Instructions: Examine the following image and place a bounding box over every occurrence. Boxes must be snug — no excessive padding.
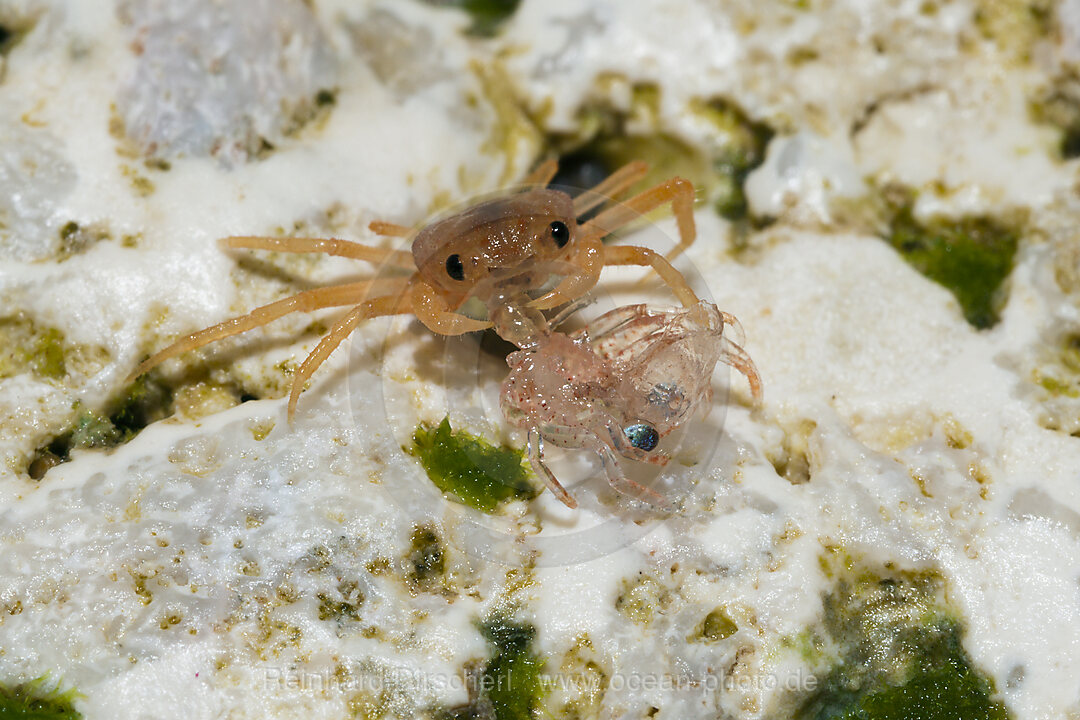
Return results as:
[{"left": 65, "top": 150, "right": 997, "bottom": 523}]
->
[{"left": 1, "top": 1, "right": 1080, "bottom": 719}]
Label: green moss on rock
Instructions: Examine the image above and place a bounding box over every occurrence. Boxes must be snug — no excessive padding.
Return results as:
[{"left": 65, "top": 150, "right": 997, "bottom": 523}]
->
[
  {"left": 316, "top": 581, "right": 364, "bottom": 623},
  {"left": 27, "top": 374, "right": 175, "bottom": 479},
  {"left": 0, "top": 676, "right": 81, "bottom": 720},
  {"left": 973, "top": 0, "right": 1054, "bottom": 62},
  {"left": 884, "top": 204, "right": 1020, "bottom": 329},
  {"left": 410, "top": 417, "right": 537, "bottom": 512},
  {"left": 423, "top": 0, "right": 521, "bottom": 37},
  {"left": 478, "top": 616, "right": 546, "bottom": 720},
  {"left": 1033, "top": 333, "right": 1080, "bottom": 399},
  {"left": 0, "top": 316, "right": 70, "bottom": 381},
  {"left": 795, "top": 566, "right": 1009, "bottom": 720},
  {"left": 407, "top": 524, "right": 446, "bottom": 593},
  {"left": 690, "top": 98, "right": 774, "bottom": 221},
  {"left": 549, "top": 91, "right": 772, "bottom": 226}
]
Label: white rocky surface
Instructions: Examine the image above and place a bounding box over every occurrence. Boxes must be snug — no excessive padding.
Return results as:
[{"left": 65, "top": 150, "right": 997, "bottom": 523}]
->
[{"left": 1, "top": 1, "right": 1079, "bottom": 719}]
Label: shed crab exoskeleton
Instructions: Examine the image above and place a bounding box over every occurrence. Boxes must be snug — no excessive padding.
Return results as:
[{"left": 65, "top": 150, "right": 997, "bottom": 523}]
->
[{"left": 501, "top": 301, "right": 762, "bottom": 509}]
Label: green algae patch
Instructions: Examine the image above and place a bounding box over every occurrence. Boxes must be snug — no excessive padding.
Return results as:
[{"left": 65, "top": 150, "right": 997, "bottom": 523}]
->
[
  {"left": 884, "top": 204, "right": 1020, "bottom": 329},
  {"left": 0, "top": 316, "right": 70, "bottom": 381},
  {"left": 423, "top": 0, "right": 521, "bottom": 36},
  {"left": 800, "top": 623, "right": 1008, "bottom": 720},
  {"left": 0, "top": 676, "right": 82, "bottom": 720},
  {"left": 1033, "top": 333, "right": 1080, "bottom": 399},
  {"left": 472, "top": 61, "right": 543, "bottom": 187},
  {"left": 27, "top": 374, "right": 175, "bottom": 479},
  {"left": 1029, "top": 79, "right": 1080, "bottom": 161},
  {"left": 614, "top": 573, "right": 672, "bottom": 626},
  {"left": 410, "top": 417, "right": 537, "bottom": 513},
  {"left": 974, "top": 0, "right": 1053, "bottom": 62},
  {"left": 794, "top": 565, "right": 1009, "bottom": 720},
  {"left": 690, "top": 98, "right": 774, "bottom": 221},
  {"left": 316, "top": 580, "right": 364, "bottom": 623},
  {"left": 478, "top": 616, "right": 546, "bottom": 720},
  {"left": 549, "top": 89, "right": 773, "bottom": 226},
  {"left": 56, "top": 222, "right": 111, "bottom": 260},
  {"left": 109, "top": 373, "right": 175, "bottom": 437},
  {"left": 406, "top": 524, "right": 446, "bottom": 593}
]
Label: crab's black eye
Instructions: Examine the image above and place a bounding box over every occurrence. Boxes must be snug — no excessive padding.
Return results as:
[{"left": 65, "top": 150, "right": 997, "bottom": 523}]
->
[
  {"left": 549, "top": 220, "right": 570, "bottom": 248},
  {"left": 445, "top": 254, "right": 465, "bottom": 281},
  {"left": 624, "top": 423, "right": 660, "bottom": 452}
]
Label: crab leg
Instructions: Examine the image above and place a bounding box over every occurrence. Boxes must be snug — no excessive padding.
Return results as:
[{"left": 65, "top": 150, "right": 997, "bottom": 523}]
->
[
  {"left": 222, "top": 235, "right": 415, "bottom": 268},
  {"left": 600, "top": 246, "right": 700, "bottom": 307},
  {"left": 522, "top": 158, "right": 559, "bottom": 187},
  {"left": 526, "top": 240, "right": 603, "bottom": 312},
  {"left": 128, "top": 277, "right": 410, "bottom": 380},
  {"left": 579, "top": 177, "right": 696, "bottom": 261},
  {"left": 572, "top": 161, "right": 650, "bottom": 217},
  {"left": 368, "top": 220, "right": 413, "bottom": 238},
  {"left": 540, "top": 421, "right": 671, "bottom": 508},
  {"left": 287, "top": 291, "right": 411, "bottom": 418},
  {"left": 527, "top": 429, "right": 577, "bottom": 508}
]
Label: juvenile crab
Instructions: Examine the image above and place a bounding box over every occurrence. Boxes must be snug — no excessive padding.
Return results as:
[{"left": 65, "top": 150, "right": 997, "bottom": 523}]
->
[
  {"left": 500, "top": 300, "right": 762, "bottom": 509},
  {"left": 130, "top": 160, "right": 700, "bottom": 417}
]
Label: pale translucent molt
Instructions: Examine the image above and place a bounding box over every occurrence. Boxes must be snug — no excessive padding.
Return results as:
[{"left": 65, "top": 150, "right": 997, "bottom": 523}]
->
[{"left": 501, "top": 300, "right": 762, "bottom": 510}]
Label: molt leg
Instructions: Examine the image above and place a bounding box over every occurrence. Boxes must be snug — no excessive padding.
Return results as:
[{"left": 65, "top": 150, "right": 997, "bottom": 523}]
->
[
  {"left": 595, "top": 443, "right": 672, "bottom": 510},
  {"left": 522, "top": 158, "right": 559, "bottom": 187},
  {"left": 221, "top": 236, "right": 415, "bottom": 268},
  {"left": 545, "top": 295, "right": 597, "bottom": 330},
  {"left": 540, "top": 424, "right": 670, "bottom": 509},
  {"left": 573, "top": 303, "right": 652, "bottom": 343},
  {"left": 528, "top": 429, "right": 577, "bottom": 508},
  {"left": 721, "top": 339, "right": 764, "bottom": 402},
  {"left": 287, "top": 293, "right": 409, "bottom": 419},
  {"left": 579, "top": 177, "right": 696, "bottom": 261},
  {"left": 572, "top": 161, "right": 650, "bottom": 216},
  {"left": 600, "top": 245, "right": 700, "bottom": 308},
  {"left": 128, "top": 278, "right": 409, "bottom": 381}
]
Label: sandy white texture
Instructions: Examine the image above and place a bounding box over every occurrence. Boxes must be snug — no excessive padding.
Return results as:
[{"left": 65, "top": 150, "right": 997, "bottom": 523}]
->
[{"left": 1, "top": 1, "right": 1080, "bottom": 719}]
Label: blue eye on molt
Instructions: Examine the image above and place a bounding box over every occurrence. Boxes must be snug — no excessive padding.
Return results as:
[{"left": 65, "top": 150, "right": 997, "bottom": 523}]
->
[{"left": 624, "top": 423, "right": 660, "bottom": 452}]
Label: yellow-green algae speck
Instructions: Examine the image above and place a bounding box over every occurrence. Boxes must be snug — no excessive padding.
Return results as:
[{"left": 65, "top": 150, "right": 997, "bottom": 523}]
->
[
  {"left": 409, "top": 417, "right": 537, "bottom": 513},
  {"left": 1034, "top": 333, "right": 1080, "bottom": 399}
]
